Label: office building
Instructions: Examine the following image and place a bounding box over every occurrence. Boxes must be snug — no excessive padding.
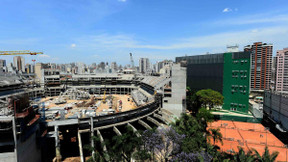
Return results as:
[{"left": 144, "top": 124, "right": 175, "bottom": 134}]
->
[
  {"left": 244, "top": 42, "right": 273, "bottom": 90},
  {"left": 176, "top": 51, "right": 251, "bottom": 113},
  {"left": 13, "top": 56, "right": 25, "bottom": 72},
  {"left": 139, "top": 58, "right": 150, "bottom": 74},
  {"left": 275, "top": 48, "right": 288, "bottom": 92}
]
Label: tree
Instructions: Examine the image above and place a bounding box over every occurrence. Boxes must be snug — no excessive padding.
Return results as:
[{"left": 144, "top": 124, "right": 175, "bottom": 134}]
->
[
  {"left": 208, "top": 128, "right": 223, "bottom": 146},
  {"left": 233, "top": 147, "right": 255, "bottom": 162},
  {"left": 186, "top": 87, "right": 202, "bottom": 114},
  {"left": 253, "top": 146, "right": 279, "bottom": 162},
  {"left": 84, "top": 136, "right": 106, "bottom": 162},
  {"left": 106, "top": 126, "right": 142, "bottom": 161},
  {"left": 171, "top": 113, "right": 207, "bottom": 153},
  {"left": 196, "top": 89, "right": 224, "bottom": 109},
  {"left": 141, "top": 127, "right": 185, "bottom": 162}
]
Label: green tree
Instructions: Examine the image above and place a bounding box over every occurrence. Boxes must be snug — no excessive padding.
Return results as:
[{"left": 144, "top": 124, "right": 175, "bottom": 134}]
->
[
  {"left": 233, "top": 147, "right": 255, "bottom": 162},
  {"left": 253, "top": 146, "right": 279, "bottom": 162},
  {"left": 196, "top": 89, "right": 224, "bottom": 109},
  {"left": 106, "top": 126, "right": 142, "bottom": 161},
  {"left": 84, "top": 136, "right": 107, "bottom": 162},
  {"left": 186, "top": 87, "right": 202, "bottom": 114},
  {"left": 171, "top": 113, "right": 207, "bottom": 153},
  {"left": 208, "top": 128, "right": 223, "bottom": 146}
]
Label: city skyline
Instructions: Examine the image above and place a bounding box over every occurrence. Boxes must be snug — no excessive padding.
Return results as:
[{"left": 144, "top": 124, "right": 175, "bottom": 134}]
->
[{"left": 1, "top": 0, "right": 288, "bottom": 65}]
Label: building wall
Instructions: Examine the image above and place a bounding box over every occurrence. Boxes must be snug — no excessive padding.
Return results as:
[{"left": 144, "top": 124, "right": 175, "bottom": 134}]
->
[
  {"left": 222, "top": 52, "right": 250, "bottom": 113},
  {"left": 163, "top": 63, "right": 186, "bottom": 117},
  {"left": 176, "top": 54, "right": 224, "bottom": 93},
  {"left": 177, "top": 52, "right": 250, "bottom": 113},
  {"left": 275, "top": 48, "right": 288, "bottom": 91},
  {"left": 264, "top": 91, "right": 288, "bottom": 131}
]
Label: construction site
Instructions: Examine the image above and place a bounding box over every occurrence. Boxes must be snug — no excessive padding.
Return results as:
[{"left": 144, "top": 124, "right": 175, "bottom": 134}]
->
[
  {"left": 0, "top": 51, "right": 187, "bottom": 162},
  {"left": 39, "top": 88, "right": 137, "bottom": 120}
]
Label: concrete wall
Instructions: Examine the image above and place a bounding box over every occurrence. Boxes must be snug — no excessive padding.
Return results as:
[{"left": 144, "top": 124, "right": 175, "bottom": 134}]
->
[
  {"left": 163, "top": 63, "right": 186, "bottom": 118},
  {"left": 264, "top": 91, "right": 288, "bottom": 131},
  {"left": 17, "top": 133, "right": 41, "bottom": 162},
  {"left": 0, "top": 152, "right": 16, "bottom": 162}
]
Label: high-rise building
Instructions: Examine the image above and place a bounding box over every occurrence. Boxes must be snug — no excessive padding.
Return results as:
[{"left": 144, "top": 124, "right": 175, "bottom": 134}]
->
[
  {"left": 244, "top": 42, "right": 273, "bottom": 90},
  {"left": 111, "top": 62, "right": 117, "bottom": 72},
  {"left": 0, "top": 59, "right": 6, "bottom": 72},
  {"left": 25, "top": 64, "right": 34, "bottom": 74},
  {"left": 0, "top": 59, "right": 6, "bottom": 68},
  {"left": 275, "top": 48, "right": 288, "bottom": 92},
  {"left": 271, "top": 57, "right": 277, "bottom": 91},
  {"left": 13, "top": 56, "right": 25, "bottom": 72},
  {"left": 176, "top": 51, "right": 251, "bottom": 113},
  {"left": 139, "top": 58, "right": 150, "bottom": 73}
]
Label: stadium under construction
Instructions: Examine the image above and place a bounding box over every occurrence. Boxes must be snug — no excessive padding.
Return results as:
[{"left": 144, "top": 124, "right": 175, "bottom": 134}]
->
[{"left": 0, "top": 63, "right": 186, "bottom": 162}]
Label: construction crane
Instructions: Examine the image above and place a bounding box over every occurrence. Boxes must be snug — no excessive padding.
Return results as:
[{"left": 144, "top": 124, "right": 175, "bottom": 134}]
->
[
  {"left": 0, "top": 50, "right": 43, "bottom": 56},
  {"left": 130, "top": 53, "right": 134, "bottom": 69}
]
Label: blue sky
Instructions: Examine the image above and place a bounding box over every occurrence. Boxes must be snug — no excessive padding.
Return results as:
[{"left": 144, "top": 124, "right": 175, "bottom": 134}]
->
[{"left": 1, "top": 0, "right": 288, "bottom": 65}]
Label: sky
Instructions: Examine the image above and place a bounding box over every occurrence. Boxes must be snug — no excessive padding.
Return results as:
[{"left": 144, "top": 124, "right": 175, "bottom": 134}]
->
[{"left": 1, "top": 0, "right": 288, "bottom": 65}]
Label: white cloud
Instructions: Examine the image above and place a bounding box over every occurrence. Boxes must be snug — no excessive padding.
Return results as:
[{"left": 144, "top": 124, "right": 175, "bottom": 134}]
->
[
  {"left": 223, "top": 8, "right": 232, "bottom": 13},
  {"left": 72, "top": 25, "right": 288, "bottom": 52},
  {"left": 216, "top": 14, "right": 288, "bottom": 25},
  {"left": 71, "top": 44, "right": 76, "bottom": 48},
  {"left": 118, "top": 0, "right": 127, "bottom": 2},
  {"left": 38, "top": 54, "right": 50, "bottom": 58}
]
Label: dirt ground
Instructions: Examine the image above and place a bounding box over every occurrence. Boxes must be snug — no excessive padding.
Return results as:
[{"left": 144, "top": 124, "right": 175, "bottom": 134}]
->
[{"left": 40, "top": 94, "right": 137, "bottom": 118}]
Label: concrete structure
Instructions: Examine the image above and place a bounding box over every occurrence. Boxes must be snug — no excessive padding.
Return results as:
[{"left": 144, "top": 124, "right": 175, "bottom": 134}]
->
[
  {"left": 0, "top": 71, "right": 185, "bottom": 161},
  {"left": 0, "top": 76, "right": 41, "bottom": 162},
  {"left": 162, "top": 63, "right": 186, "bottom": 117},
  {"left": 13, "top": 56, "right": 25, "bottom": 73},
  {"left": 176, "top": 51, "right": 251, "bottom": 113},
  {"left": 226, "top": 45, "right": 239, "bottom": 52},
  {"left": 244, "top": 42, "right": 273, "bottom": 90},
  {"left": 139, "top": 58, "right": 150, "bottom": 74},
  {"left": 275, "top": 48, "right": 288, "bottom": 92},
  {"left": 263, "top": 91, "right": 288, "bottom": 132}
]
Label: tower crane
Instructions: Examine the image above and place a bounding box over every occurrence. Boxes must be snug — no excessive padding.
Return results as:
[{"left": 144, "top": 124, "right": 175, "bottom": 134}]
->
[{"left": 0, "top": 50, "right": 43, "bottom": 55}]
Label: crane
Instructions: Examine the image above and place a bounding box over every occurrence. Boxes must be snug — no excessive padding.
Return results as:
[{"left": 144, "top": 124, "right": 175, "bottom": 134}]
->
[{"left": 0, "top": 50, "right": 43, "bottom": 55}]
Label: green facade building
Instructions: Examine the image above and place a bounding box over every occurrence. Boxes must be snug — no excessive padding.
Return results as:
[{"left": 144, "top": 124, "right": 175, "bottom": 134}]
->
[
  {"left": 176, "top": 51, "right": 251, "bottom": 113},
  {"left": 222, "top": 52, "right": 250, "bottom": 113}
]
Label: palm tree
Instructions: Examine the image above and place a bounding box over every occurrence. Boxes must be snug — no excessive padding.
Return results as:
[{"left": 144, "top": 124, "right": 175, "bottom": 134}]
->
[
  {"left": 253, "top": 146, "right": 279, "bottom": 162},
  {"left": 233, "top": 147, "right": 255, "bottom": 162},
  {"left": 208, "top": 128, "right": 223, "bottom": 145}
]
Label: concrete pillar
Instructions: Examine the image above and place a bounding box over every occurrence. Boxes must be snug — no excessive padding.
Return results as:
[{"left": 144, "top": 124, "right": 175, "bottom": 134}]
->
[
  {"left": 12, "top": 118, "right": 17, "bottom": 162},
  {"left": 127, "top": 123, "right": 141, "bottom": 137},
  {"left": 113, "top": 126, "right": 122, "bottom": 136},
  {"left": 147, "top": 117, "right": 161, "bottom": 127},
  {"left": 78, "top": 131, "right": 84, "bottom": 162},
  {"left": 90, "top": 117, "right": 95, "bottom": 159},
  {"left": 138, "top": 120, "right": 152, "bottom": 130},
  {"left": 54, "top": 125, "right": 62, "bottom": 162}
]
